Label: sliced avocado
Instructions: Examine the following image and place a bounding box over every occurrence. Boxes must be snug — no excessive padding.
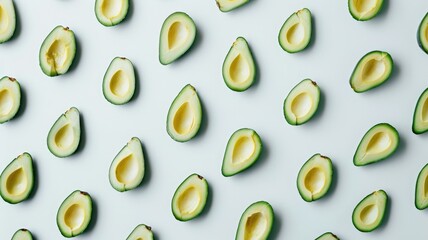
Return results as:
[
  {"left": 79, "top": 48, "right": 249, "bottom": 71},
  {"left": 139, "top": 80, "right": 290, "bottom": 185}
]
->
[
  {"left": 216, "top": 0, "right": 249, "bottom": 12},
  {"left": 57, "top": 190, "right": 92, "bottom": 238},
  {"left": 0, "top": 76, "right": 21, "bottom": 123},
  {"left": 126, "top": 224, "right": 154, "bottom": 240},
  {"left": 171, "top": 173, "right": 208, "bottom": 221},
  {"left": 235, "top": 201, "right": 274, "bottom": 240},
  {"left": 412, "top": 88, "right": 428, "bottom": 134},
  {"left": 415, "top": 163, "right": 428, "bottom": 210},
  {"left": 222, "top": 128, "right": 262, "bottom": 177},
  {"left": 159, "top": 12, "right": 196, "bottom": 65},
  {"left": 167, "top": 84, "right": 202, "bottom": 142},
  {"left": 350, "top": 51, "right": 393, "bottom": 93},
  {"left": 348, "top": 0, "right": 384, "bottom": 21},
  {"left": 315, "top": 232, "right": 339, "bottom": 240},
  {"left": 278, "top": 8, "right": 312, "bottom": 53},
  {"left": 11, "top": 229, "right": 33, "bottom": 240},
  {"left": 0, "top": 0, "right": 16, "bottom": 43},
  {"left": 95, "top": 0, "right": 129, "bottom": 26},
  {"left": 39, "top": 25, "right": 76, "bottom": 77},
  {"left": 47, "top": 107, "right": 81, "bottom": 158},
  {"left": 222, "top": 37, "right": 256, "bottom": 92},
  {"left": 418, "top": 13, "right": 428, "bottom": 53},
  {"left": 352, "top": 190, "right": 388, "bottom": 232},
  {"left": 353, "top": 123, "right": 399, "bottom": 166},
  {"left": 297, "top": 154, "right": 333, "bottom": 202},
  {"left": 109, "top": 137, "right": 145, "bottom": 192},
  {"left": 283, "top": 79, "right": 320, "bottom": 125},
  {"left": 0, "top": 153, "right": 34, "bottom": 204},
  {"left": 102, "top": 57, "right": 135, "bottom": 105}
]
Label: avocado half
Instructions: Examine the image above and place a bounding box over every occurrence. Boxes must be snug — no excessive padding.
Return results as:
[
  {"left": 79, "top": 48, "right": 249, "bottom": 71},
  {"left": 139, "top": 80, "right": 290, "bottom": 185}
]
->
[
  {"left": 166, "top": 84, "right": 202, "bottom": 142},
  {"left": 283, "top": 79, "right": 320, "bottom": 125},
  {"left": 39, "top": 25, "right": 76, "bottom": 77},
  {"left": 126, "top": 224, "right": 154, "bottom": 240},
  {"left": 279, "top": 8, "right": 312, "bottom": 53},
  {"left": 352, "top": 190, "right": 388, "bottom": 232},
  {"left": 235, "top": 201, "right": 274, "bottom": 240},
  {"left": 222, "top": 37, "right": 256, "bottom": 92},
  {"left": 0, "top": 0, "right": 16, "bottom": 43},
  {"left": 159, "top": 12, "right": 196, "bottom": 65},
  {"left": 47, "top": 107, "right": 81, "bottom": 158},
  {"left": 353, "top": 123, "right": 399, "bottom": 166},
  {"left": 171, "top": 173, "right": 208, "bottom": 221},
  {"left": 11, "top": 229, "right": 33, "bottom": 240},
  {"left": 348, "top": 0, "right": 384, "bottom": 21},
  {"left": 0, "top": 76, "right": 21, "bottom": 124},
  {"left": 95, "top": 0, "right": 129, "bottom": 26},
  {"left": 412, "top": 88, "right": 428, "bottom": 134},
  {"left": 56, "top": 190, "right": 93, "bottom": 238},
  {"left": 0, "top": 152, "right": 34, "bottom": 204},
  {"left": 102, "top": 57, "right": 136, "bottom": 105}
]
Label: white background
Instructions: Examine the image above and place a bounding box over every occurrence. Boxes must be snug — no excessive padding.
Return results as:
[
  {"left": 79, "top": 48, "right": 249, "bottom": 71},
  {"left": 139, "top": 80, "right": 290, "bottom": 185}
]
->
[{"left": 1, "top": 0, "right": 428, "bottom": 239}]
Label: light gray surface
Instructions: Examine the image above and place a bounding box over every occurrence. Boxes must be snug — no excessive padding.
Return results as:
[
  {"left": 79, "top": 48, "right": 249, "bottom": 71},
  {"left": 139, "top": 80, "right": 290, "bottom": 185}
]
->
[{"left": 1, "top": 0, "right": 428, "bottom": 239}]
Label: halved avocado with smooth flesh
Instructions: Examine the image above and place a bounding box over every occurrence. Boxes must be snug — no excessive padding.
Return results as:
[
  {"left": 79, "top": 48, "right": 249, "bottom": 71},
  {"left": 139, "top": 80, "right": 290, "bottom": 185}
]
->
[
  {"left": 418, "top": 13, "right": 428, "bottom": 53},
  {"left": 159, "top": 12, "right": 196, "bottom": 65},
  {"left": 412, "top": 88, "right": 428, "bottom": 134},
  {"left": 283, "top": 79, "right": 320, "bottom": 125},
  {"left": 0, "top": 0, "right": 16, "bottom": 43},
  {"left": 0, "top": 153, "right": 34, "bottom": 204},
  {"left": 167, "top": 84, "right": 202, "bottom": 142},
  {"left": 109, "top": 137, "right": 145, "bottom": 192},
  {"left": 222, "top": 128, "right": 262, "bottom": 177},
  {"left": 12, "top": 229, "right": 33, "bottom": 240},
  {"left": 415, "top": 163, "right": 428, "bottom": 210},
  {"left": 0, "top": 76, "right": 21, "bottom": 123},
  {"left": 216, "top": 0, "right": 249, "bottom": 12},
  {"left": 352, "top": 190, "right": 388, "bottom": 232},
  {"left": 95, "top": 0, "right": 129, "bottom": 26},
  {"left": 353, "top": 123, "right": 399, "bottom": 166},
  {"left": 171, "top": 174, "right": 208, "bottom": 221},
  {"left": 102, "top": 57, "right": 135, "bottom": 105},
  {"left": 222, "top": 37, "right": 256, "bottom": 92},
  {"left": 235, "top": 201, "right": 274, "bottom": 240},
  {"left": 39, "top": 26, "right": 76, "bottom": 77},
  {"left": 297, "top": 154, "right": 333, "bottom": 202},
  {"left": 315, "top": 232, "right": 339, "bottom": 240},
  {"left": 47, "top": 107, "right": 81, "bottom": 158},
  {"left": 57, "top": 190, "right": 92, "bottom": 238},
  {"left": 279, "top": 8, "right": 312, "bottom": 53},
  {"left": 350, "top": 51, "right": 393, "bottom": 93},
  {"left": 126, "top": 224, "right": 153, "bottom": 240},
  {"left": 348, "top": 0, "right": 384, "bottom": 21}
]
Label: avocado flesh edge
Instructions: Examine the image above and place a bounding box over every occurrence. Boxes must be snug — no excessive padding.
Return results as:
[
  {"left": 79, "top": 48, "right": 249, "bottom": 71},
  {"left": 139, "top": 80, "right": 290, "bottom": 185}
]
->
[
  {"left": 235, "top": 201, "right": 274, "bottom": 240},
  {"left": 171, "top": 174, "right": 208, "bottom": 221},
  {"left": 352, "top": 190, "right": 387, "bottom": 232},
  {"left": 222, "top": 128, "right": 262, "bottom": 177},
  {"left": 0, "top": 153, "right": 34, "bottom": 204},
  {"left": 126, "top": 224, "right": 153, "bottom": 240},
  {"left": 315, "top": 232, "right": 339, "bottom": 240},
  {"left": 353, "top": 123, "right": 399, "bottom": 166}
]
